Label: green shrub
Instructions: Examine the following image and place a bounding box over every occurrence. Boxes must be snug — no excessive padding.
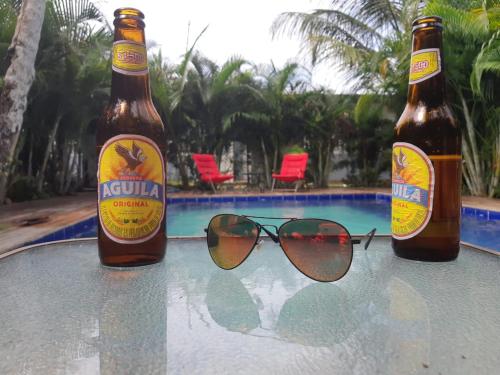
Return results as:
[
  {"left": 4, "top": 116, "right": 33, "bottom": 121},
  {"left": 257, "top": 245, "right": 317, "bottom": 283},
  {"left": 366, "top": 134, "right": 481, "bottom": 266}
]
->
[{"left": 7, "top": 176, "right": 38, "bottom": 202}]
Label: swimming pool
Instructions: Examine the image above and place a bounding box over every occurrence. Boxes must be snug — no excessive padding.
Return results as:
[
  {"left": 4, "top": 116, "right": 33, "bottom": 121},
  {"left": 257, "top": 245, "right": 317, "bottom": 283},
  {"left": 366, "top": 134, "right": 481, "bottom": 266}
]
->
[
  {"left": 27, "top": 194, "right": 500, "bottom": 253},
  {"left": 168, "top": 198, "right": 390, "bottom": 236}
]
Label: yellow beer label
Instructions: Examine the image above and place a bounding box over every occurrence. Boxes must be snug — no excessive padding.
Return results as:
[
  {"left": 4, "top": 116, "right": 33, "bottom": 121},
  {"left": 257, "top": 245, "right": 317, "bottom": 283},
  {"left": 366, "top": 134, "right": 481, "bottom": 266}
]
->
[
  {"left": 392, "top": 142, "right": 435, "bottom": 240},
  {"left": 112, "top": 41, "right": 148, "bottom": 75},
  {"left": 98, "top": 134, "right": 165, "bottom": 244},
  {"left": 409, "top": 48, "right": 441, "bottom": 84}
]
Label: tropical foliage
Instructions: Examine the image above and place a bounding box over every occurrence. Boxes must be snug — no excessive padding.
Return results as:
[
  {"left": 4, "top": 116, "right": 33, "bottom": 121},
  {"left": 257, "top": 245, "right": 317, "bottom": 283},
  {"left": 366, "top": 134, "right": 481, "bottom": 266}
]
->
[
  {"left": 0, "top": 0, "right": 111, "bottom": 201},
  {"left": 273, "top": 0, "right": 500, "bottom": 196},
  {"left": 0, "top": 0, "right": 498, "bottom": 202}
]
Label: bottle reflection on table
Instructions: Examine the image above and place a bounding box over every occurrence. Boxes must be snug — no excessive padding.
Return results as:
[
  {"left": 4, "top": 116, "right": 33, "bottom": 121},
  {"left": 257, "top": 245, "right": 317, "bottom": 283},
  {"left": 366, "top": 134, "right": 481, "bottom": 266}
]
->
[{"left": 98, "top": 267, "right": 167, "bottom": 374}]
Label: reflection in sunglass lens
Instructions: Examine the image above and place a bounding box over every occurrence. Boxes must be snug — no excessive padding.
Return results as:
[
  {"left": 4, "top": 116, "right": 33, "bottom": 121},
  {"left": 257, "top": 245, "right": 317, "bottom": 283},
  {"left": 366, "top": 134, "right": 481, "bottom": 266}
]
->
[
  {"left": 207, "top": 215, "right": 259, "bottom": 269},
  {"left": 279, "top": 219, "right": 353, "bottom": 282}
]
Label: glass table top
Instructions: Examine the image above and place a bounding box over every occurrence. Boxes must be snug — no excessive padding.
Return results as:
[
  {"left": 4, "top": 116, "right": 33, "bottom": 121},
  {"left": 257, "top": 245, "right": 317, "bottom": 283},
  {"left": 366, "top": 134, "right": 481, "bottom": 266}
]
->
[{"left": 0, "top": 238, "right": 499, "bottom": 374}]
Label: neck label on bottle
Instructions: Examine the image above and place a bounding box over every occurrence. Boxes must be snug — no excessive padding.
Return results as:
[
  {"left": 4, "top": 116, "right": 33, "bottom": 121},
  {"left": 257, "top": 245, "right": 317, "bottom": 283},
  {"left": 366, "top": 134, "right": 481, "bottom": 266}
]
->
[
  {"left": 409, "top": 48, "right": 441, "bottom": 84},
  {"left": 112, "top": 40, "right": 148, "bottom": 75},
  {"left": 98, "top": 134, "right": 165, "bottom": 244},
  {"left": 392, "top": 142, "right": 435, "bottom": 240}
]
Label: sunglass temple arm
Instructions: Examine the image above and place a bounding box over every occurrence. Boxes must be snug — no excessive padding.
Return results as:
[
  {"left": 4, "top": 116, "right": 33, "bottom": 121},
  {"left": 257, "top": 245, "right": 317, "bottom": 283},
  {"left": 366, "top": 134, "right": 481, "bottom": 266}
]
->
[{"left": 351, "top": 228, "right": 377, "bottom": 250}]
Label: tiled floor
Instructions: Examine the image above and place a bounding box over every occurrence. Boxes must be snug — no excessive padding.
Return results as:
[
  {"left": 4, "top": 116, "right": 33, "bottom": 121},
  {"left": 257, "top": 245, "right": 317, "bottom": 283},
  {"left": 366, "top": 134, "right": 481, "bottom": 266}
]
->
[{"left": 1, "top": 188, "right": 499, "bottom": 254}]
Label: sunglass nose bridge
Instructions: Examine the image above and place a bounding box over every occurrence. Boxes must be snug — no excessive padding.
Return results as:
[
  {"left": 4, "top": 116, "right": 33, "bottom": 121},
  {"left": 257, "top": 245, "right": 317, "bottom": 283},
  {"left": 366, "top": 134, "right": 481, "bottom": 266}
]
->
[{"left": 259, "top": 225, "right": 280, "bottom": 243}]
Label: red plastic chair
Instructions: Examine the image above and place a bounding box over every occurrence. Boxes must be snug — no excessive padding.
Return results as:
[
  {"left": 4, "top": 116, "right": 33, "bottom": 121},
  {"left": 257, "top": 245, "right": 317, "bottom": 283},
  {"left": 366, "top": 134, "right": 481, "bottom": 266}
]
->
[
  {"left": 192, "top": 154, "right": 233, "bottom": 192},
  {"left": 272, "top": 153, "right": 308, "bottom": 192}
]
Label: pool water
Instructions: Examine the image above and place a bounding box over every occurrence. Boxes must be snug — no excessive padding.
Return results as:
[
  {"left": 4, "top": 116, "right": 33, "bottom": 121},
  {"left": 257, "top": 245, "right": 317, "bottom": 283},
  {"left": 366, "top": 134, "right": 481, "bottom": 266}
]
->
[
  {"left": 28, "top": 196, "right": 500, "bottom": 252},
  {"left": 168, "top": 200, "right": 390, "bottom": 237}
]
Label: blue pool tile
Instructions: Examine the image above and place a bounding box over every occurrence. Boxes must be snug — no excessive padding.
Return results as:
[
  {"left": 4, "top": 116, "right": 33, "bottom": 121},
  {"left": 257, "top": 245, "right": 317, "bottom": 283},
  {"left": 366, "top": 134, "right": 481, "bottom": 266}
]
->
[
  {"left": 270, "top": 196, "right": 283, "bottom": 201},
  {"left": 475, "top": 209, "right": 488, "bottom": 220},
  {"left": 64, "top": 225, "right": 75, "bottom": 239},
  {"left": 295, "top": 195, "right": 307, "bottom": 201},
  {"left": 307, "top": 195, "right": 319, "bottom": 200},
  {"left": 318, "top": 195, "right": 330, "bottom": 200},
  {"left": 330, "top": 194, "right": 341, "bottom": 200},
  {"left": 73, "top": 222, "right": 85, "bottom": 234},
  {"left": 489, "top": 211, "right": 500, "bottom": 220},
  {"left": 284, "top": 195, "right": 295, "bottom": 201},
  {"left": 376, "top": 194, "right": 391, "bottom": 202},
  {"left": 196, "top": 197, "right": 209, "bottom": 203},
  {"left": 184, "top": 197, "right": 197, "bottom": 203},
  {"left": 168, "top": 198, "right": 185, "bottom": 203},
  {"left": 463, "top": 207, "right": 476, "bottom": 216},
  {"left": 342, "top": 194, "right": 354, "bottom": 200},
  {"left": 52, "top": 230, "right": 66, "bottom": 241},
  {"left": 247, "top": 196, "right": 259, "bottom": 202},
  {"left": 41, "top": 233, "right": 55, "bottom": 243},
  {"left": 235, "top": 196, "right": 248, "bottom": 201}
]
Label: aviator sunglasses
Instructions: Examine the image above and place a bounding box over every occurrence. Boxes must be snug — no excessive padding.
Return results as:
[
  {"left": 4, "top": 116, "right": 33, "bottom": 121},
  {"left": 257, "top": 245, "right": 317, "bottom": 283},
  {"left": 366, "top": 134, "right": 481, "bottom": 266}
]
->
[{"left": 205, "top": 214, "right": 376, "bottom": 282}]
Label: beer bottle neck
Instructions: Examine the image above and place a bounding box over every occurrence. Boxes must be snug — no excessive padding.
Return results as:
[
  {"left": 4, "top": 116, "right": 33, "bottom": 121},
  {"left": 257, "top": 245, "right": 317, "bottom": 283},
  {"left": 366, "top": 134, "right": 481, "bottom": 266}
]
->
[
  {"left": 110, "top": 24, "right": 151, "bottom": 102},
  {"left": 407, "top": 28, "right": 446, "bottom": 107}
]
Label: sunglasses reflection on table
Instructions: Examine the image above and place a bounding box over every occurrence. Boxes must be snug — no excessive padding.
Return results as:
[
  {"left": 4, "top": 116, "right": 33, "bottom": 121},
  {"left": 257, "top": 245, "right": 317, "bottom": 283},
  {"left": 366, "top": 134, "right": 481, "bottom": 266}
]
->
[
  {"left": 205, "top": 271, "right": 365, "bottom": 346},
  {"left": 204, "top": 214, "right": 376, "bottom": 282}
]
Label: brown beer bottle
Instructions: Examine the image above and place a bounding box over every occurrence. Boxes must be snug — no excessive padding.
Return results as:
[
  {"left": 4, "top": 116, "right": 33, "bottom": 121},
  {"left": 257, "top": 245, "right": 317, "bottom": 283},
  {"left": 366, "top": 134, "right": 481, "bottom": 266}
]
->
[
  {"left": 392, "top": 16, "right": 461, "bottom": 261},
  {"left": 97, "top": 8, "right": 166, "bottom": 266}
]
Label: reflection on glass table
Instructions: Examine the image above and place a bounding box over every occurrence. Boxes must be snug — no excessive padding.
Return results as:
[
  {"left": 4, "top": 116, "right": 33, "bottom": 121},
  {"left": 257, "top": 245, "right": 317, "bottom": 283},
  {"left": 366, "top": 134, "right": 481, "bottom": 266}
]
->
[{"left": 0, "top": 238, "right": 499, "bottom": 374}]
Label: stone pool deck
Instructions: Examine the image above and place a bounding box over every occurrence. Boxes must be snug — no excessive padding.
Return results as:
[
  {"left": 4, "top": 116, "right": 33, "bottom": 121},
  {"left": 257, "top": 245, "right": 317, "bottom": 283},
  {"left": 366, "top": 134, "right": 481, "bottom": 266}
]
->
[{"left": 0, "top": 189, "right": 499, "bottom": 255}]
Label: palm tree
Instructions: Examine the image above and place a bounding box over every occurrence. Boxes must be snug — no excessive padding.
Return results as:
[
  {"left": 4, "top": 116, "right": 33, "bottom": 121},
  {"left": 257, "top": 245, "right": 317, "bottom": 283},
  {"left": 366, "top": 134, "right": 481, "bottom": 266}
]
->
[
  {"left": 273, "top": 0, "right": 500, "bottom": 196},
  {"left": 224, "top": 63, "right": 311, "bottom": 187},
  {"left": 150, "top": 36, "right": 254, "bottom": 188},
  {"left": 0, "top": 0, "right": 47, "bottom": 203},
  {"left": 29, "top": 0, "right": 110, "bottom": 194},
  {"left": 272, "top": 0, "right": 419, "bottom": 92},
  {"left": 426, "top": 0, "right": 500, "bottom": 196}
]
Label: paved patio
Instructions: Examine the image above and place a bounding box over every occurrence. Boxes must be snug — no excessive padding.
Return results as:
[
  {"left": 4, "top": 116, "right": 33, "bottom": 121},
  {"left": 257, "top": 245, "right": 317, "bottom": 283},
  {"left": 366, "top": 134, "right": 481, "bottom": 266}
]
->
[{"left": 0, "top": 189, "right": 499, "bottom": 255}]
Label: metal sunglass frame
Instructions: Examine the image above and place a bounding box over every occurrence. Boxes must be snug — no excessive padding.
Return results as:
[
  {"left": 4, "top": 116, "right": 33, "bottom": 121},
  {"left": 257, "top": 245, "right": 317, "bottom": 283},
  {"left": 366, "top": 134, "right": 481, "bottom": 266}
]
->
[{"left": 205, "top": 214, "right": 377, "bottom": 282}]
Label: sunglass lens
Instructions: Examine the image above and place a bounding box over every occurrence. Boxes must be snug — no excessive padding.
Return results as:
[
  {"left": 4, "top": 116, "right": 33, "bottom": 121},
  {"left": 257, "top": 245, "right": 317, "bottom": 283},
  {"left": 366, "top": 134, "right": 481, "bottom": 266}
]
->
[
  {"left": 207, "top": 215, "right": 259, "bottom": 269},
  {"left": 279, "top": 219, "right": 353, "bottom": 282}
]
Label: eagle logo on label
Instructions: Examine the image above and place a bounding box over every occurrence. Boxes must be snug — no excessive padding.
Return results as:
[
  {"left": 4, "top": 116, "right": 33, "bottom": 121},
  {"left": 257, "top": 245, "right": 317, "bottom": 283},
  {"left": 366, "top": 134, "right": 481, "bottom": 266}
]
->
[
  {"left": 98, "top": 134, "right": 165, "bottom": 244},
  {"left": 115, "top": 142, "right": 147, "bottom": 175}
]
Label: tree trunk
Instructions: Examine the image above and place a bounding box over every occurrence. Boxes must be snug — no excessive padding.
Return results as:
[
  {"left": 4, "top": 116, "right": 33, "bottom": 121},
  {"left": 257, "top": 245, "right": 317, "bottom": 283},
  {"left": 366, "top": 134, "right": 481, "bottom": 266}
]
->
[
  {"left": 27, "top": 132, "right": 34, "bottom": 178},
  {"left": 0, "top": 0, "right": 47, "bottom": 203},
  {"left": 322, "top": 141, "right": 332, "bottom": 188},
  {"left": 36, "top": 114, "right": 62, "bottom": 193},
  {"left": 9, "top": 127, "right": 26, "bottom": 181},
  {"left": 489, "top": 130, "right": 500, "bottom": 197},
  {"left": 62, "top": 143, "right": 78, "bottom": 194},
  {"left": 260, "top": 137, "right": 271, "bottom": 188},
  {"left": 177, "top": 153, "right": 190, "bottom": 189},
  {"left": 459, "top": 90, "right": 486, "bottom": 196}
]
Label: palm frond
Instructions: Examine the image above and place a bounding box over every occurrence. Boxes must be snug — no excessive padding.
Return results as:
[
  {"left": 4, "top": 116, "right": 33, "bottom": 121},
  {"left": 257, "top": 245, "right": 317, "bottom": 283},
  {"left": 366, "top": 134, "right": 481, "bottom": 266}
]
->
[
  {"left": 307, "top": 35, "right": 372, "bottom": 68},
  {"left": 426, "top": 2, "right": 491, "bottom": 41},
  {"left": 169, "top": 25, "right": 208, "bottom": 112},
  {"left": 273, "top": 63, "right": 299, "bottom": 94},
  {"left": 471, "top": 30, "right": 500, "bottom": 99},
  {"left": 0, "top": 0, "right": 22, "bottom": 14},
  {"left": 211, "top": 57, "right": 247, "bottom": 96},
  {"left": 222, "top": 111, "right": 271, "bottom": 132},
  {"left": 272, "top": 9, "right": 382, "bottom": 53},
  {"left": 47, "top": 0, "right": 107, "bottom": 44},
  {"left": 343, "top": 0, "right": 404, "bottom": 33}
]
